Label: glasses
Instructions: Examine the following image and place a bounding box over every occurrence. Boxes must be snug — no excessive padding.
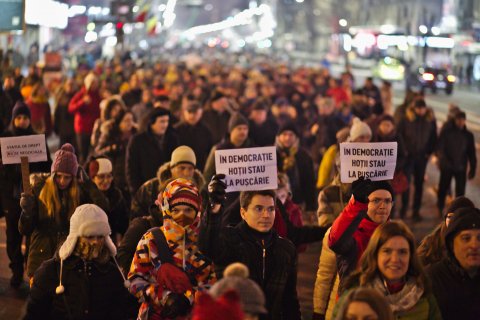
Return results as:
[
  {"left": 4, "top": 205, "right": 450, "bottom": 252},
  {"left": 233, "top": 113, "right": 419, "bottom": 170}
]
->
[
  {"left": 249, "top": 205, "right": 276, "bottom": 215},
  {"left": 369, "top": 198, "right": 394, "bottom": 206}
]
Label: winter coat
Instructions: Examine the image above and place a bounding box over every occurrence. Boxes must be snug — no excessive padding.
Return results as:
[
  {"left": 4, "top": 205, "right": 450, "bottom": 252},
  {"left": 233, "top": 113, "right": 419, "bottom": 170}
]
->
[
  {"left": 398, "top": 106, "right": 437, "bottom": 157},
  {"left": 200, "top": 109, "right": 230, "bottom": 144},
  {"left": 25, "top": 255, "right": 129, "bottom": 320},
  {"left": 19, "top": 174, "right": 108, "bottom": 277},
  {"left": 313, "top": 228, "right": 339, "bottom": 320},
  {"left": 373, "top": 130, "right": 407, "bottom": 171},
  {"left": 174, "top": 120, "right": 214, "bottom": 171},
  {"left": 426, "top": 250, "right": 480, "bottom": 319},
  {"left": 53, "top": 90, "right": 75, "bottom": 139},
  {"left": 328, "top": 197, "right": 379, "bottom": 290},
  {"left": 128, "top": 217, "right": 216, "bottom": 320},
  {"left": 116, "top": 215, "right": 160, "bottom": 276},
  {"left": 96, "top": 123, "right": 137, "bottom": 190},
  {"left": 248, "top": 117, "right": 279, "bottom": 147},
  {"left": 276, "top": 141, "right": 316, "bottom": 211},
  {"left": 437, "top": 121, "right": 476, "bottom": 173},
  {"left": 130, "top": 162, "right": 206, "bottom": 219},
  {"left": 103, "top": 186, "right": 129, "bottom": 237},
  {"left": 125, "top": 128, "right": 179, "bottom": 195},
  {"left": 317, "top": 179, "right": 351, "bottom": 227},
  {"left": 310, "top": 113, "right": 345, "bottom": 164},
  {"left": 198, "top": 214, "right": 301, "bottom": 320},
  {"left": 68, "top": 87, "right": 101, "bottom": 134}
]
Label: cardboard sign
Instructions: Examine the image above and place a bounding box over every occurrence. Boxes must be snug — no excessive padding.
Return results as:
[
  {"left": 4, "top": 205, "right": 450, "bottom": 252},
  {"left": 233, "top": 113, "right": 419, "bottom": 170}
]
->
[
  {"left": 0, "top": 135, "right": 48, "bottom": 164},
  {"left": 215, "top": 146, "right": 278, "bottom": 192},
  {"left": 340, "top": 142, "right": 397, "bottom": 183}
]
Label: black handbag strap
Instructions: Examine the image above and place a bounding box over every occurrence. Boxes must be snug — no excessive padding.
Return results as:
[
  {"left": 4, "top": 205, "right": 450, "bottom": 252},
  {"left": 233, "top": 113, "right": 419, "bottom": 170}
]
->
[{"left": 149, "top": 227, "right": 174, "bottom": 264}]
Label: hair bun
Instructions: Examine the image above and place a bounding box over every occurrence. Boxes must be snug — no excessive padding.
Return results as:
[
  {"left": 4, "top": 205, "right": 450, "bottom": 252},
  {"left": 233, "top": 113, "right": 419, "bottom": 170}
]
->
[{"left": 223, "top": 262, "right": 249, "bottom": 278}]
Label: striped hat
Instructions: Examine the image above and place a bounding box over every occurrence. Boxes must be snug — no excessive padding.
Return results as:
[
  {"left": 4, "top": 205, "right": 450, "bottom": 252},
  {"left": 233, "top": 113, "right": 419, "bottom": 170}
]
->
[{"left": 156, "top": 178, "right": 202, "bottom": 214}]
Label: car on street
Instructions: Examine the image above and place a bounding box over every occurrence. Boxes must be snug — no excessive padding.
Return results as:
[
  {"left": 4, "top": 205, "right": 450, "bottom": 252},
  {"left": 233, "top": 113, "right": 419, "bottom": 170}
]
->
[{"left": 408, "top": 65, "right": 455, "bottom": 95}]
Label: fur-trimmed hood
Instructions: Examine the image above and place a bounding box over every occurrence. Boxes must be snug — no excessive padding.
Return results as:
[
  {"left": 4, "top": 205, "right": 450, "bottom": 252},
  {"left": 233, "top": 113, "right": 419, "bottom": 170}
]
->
[
  {"left": 156, "top": 161, "right": 206, "bottom": 191},
  {"left": 405, "top": 105, "right": 435, "bottom": 122}
]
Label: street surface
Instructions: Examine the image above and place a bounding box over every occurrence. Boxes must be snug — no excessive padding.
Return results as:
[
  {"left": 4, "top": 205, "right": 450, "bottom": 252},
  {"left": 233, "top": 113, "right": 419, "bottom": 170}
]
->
[{"left": 1, "top": 68, "right": 480, "bottom": 319}]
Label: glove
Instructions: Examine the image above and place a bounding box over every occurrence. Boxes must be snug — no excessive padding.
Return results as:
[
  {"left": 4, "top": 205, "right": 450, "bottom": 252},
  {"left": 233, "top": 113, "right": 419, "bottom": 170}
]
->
[
  {"left": 160, "top": 292, "right": 191, "bottom": 318},
  {"left": 20, "top": 193, "right": 35, "bottom": 213},
  {"left": 468, "top": 170, "right": 475, "bottom": 180},
  {"left": 208, "top": 174, "right": 227, "bottom": 205},
  {"left": 312, "top": 313, "right": 326, "bottom": 320},
  {"left": 351, "top": 177, "right": 372, "bottom": 203},
  {"left": 157, "top": 263, "right": 192, "bottom": 294}
]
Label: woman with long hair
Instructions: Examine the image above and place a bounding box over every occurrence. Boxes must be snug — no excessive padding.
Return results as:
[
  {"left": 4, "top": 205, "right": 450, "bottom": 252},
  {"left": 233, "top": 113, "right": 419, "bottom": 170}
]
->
[
  {"left": 334, "top": 220, "right": 442, "bottom": 319},
  {"left": 18, "top": 143, "right": 108, "bottom": 280}
]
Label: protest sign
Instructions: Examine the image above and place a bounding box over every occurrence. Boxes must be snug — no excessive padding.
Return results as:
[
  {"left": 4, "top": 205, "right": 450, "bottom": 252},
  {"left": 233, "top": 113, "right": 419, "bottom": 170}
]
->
[
  {"left": 340, "top": 142, "right": 397, "bottom": 183},
  {"left": 1, "top": 134, "right": 48, "bottom": 195},
  {"left": 0, "top": 135, "right": 48, "bottom": 164},
  {"left": 215, "top": 146, "right": 278, "bottom": 192}
]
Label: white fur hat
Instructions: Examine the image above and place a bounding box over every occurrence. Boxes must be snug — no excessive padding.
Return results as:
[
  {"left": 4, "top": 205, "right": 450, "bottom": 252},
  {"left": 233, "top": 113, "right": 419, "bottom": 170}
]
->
[
  {"left": 58, "top": 204, "right": 116, "bottom": 260},
  {"left": 349, "top": 117, "right": 372, "bottom": 142}
]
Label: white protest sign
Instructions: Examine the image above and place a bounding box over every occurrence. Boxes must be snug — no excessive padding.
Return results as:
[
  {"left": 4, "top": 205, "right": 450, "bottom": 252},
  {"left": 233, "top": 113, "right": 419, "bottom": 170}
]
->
[
  {"left": 340, "top": 142, "right": 397, "bottom": 183},
  {"left": 215, "top": 146, "right": 278, "bottom": 192},
  {"left": 0, "top": 134, "right": 48, "bottom": 164}
]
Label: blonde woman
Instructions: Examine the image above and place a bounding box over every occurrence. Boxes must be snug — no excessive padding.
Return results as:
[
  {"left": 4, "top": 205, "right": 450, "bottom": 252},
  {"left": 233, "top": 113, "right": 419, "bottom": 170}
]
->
[{"left": 19, "top": 143, "right": 108, "bottom": 279}]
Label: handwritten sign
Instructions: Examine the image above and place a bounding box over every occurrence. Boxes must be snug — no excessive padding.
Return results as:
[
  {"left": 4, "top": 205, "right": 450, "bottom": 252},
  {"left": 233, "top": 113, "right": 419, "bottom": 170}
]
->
[
  {"left": 215, "top": 146, "right": 278, "bottom": 192},
  {"left": 340, "top": 142, "right": 397, "bottom": 183},
  {"left": 0, "top": 135, "right": 48, "bottom": 164}
]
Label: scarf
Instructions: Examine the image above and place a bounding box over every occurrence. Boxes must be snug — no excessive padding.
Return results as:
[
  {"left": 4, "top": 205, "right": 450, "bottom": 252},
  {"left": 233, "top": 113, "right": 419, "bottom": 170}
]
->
[{"left": 371, "top": 276, "right": 424, "bottom": 313}]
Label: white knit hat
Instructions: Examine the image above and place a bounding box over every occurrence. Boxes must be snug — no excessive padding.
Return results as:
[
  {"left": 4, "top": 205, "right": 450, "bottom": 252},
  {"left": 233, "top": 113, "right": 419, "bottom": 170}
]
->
[
  {"left": 171, "top": 145, "right": 196, "bottom": 168},
  {"left": 56, "top": 204, "right": 129, "bottom": 294},
  {"left": 349, "top": 118, "right": 372, "bottom": 142}
]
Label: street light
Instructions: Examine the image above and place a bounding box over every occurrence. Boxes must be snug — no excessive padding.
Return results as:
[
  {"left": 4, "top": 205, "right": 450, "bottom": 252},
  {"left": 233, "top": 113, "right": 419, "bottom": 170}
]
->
[
  {"left": 339, "top": 19, "right": 348, "bottom": 27},
  {"left": 419, "top": 25, "right": 428, "bottom": 34}
]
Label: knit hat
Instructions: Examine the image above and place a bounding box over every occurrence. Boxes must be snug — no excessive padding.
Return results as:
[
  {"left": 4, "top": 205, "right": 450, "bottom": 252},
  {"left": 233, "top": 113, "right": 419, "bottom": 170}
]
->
[
  {"left": 210, "top": 263, "right": 267, "bottom": 315},
  {"left": 156, "top": 178, "right": 202, "bottom": 216},
  {"left": 84, "top": 72, "right": 97, "bottom": 91},
  {"left": 445, "top": 196, "right": 474, "bottom": 218},
  {"left": 56, "top": 204, "right": 128, "bottom": 295},
  {"left": 11, "top": 101, "right": 31, "bottom": 121},
  {"left": 192, "top": 290, "right": 245, "bottom": 320},
  {"left": 445, "top": 207, "right": 480, "bottom": 255},
  {"left": 88, "top": 158, "right": 113, "bottom": 179},
  {"left": 369, "top": 180, "right": 394, "bottom": 198},
  {"left": 171, "top": 146, "right": 196, "bottom": 168},
  {"left": 148, "top": 107, "right": 170, "bottom": 125},
  {"left": 51, "top": 143, "right": 79, "bottom": 176},
  {"left": 277, "top": 121, "right": 299, "bottom": 137},
  {"left": 349, "top": 118, "right": 372, "bottom": 142},
  {"left": 228, "top": 112, "right": 249, "bottom": 133}
]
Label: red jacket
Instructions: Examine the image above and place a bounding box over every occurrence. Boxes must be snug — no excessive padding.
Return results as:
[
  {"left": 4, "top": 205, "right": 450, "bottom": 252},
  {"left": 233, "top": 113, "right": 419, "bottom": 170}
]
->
[
  {"left": 68, "top": 87, "right": 101, "bottom": 134},
  {"left": 328, "top": 197, "right": 379, "bottom": 287},
  {"left": 26, "top": 99, "right": 52, "bottom": 137}
]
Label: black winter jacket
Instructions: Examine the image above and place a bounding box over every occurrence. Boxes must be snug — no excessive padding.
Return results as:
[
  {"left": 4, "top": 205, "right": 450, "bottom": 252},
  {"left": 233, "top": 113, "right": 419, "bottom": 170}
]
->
[
  {"left": 426, "top": 256, "right": 480, "bottom": 320},
  {"left": 398, "top": 106, "right": 437, "bottom": 157},
  {"left": 199, "top": 214, "right": 301, "bottom": 320},
  {"left": 437, "top": 121, "right": 476, "bottom": 173},
  {"left": 174, "top": 120, "right": 214, "bottom": 171},
  {"left": 25, "top": 255, "right": 130, "bottom": 320},
  {"left": 126, "top": 128, "right": 179, "bottom": 195}
]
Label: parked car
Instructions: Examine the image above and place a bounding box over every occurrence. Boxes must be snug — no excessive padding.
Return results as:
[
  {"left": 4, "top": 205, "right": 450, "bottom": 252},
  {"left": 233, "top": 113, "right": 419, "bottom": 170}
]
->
[{"left": 408, "top": 66, "right": 455, "bottom": 95}]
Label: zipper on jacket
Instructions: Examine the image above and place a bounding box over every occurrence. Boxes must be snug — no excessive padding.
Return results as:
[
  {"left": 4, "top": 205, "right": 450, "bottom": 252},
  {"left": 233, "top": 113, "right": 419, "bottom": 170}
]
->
[
  {"left": 182, "top": 232, "right": 186, "bottom": 270},
  {"left": 261, "top": 240, "right": 266, "bottom": 282}
]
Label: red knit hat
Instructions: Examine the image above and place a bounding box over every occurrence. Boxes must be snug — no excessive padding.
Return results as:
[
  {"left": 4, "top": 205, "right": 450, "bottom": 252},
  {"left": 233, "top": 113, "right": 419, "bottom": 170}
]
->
[
  {"left": 156, "top": 178, "right": 202, "bottom": 213},
  {"left": 51, "top": 143, "right": 79, "bottom": 176},
  {"left": 192, "top": 290, "right": 245, "bottom": 320}
]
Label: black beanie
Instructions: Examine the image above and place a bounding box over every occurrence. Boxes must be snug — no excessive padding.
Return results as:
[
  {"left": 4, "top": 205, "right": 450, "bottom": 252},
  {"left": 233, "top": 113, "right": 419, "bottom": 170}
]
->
[
  {"left": 445, "top": 196, "right": 475, "bottom": 218},
  {"left": 148, "top": 108, "right": 170, "bottom": 126},
  {"left": 12, "top": 101, "right": 31, "bottom": 121},
  {"left": 277, "top": 121, "right": 299, "bottom": 137},
  {"left": 228, "top": 113, "right": 249, "bottom": 133},
  {"left": 369, "top": 180, "right": 394, "bottom": 198},
  {"left": 445, "top": 207, "right": 480, "bottom": 251}
]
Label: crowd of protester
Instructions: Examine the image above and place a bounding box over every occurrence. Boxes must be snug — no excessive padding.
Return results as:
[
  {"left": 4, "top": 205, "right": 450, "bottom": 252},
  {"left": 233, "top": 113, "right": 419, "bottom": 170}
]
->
[{"left": 0, "top": 55, "right": 479, "bottom": 319}]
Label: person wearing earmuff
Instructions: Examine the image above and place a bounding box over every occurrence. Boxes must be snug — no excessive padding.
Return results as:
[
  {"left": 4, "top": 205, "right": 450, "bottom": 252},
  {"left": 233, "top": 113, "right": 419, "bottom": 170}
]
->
[{"left": 24, "top": 204, "right": 131, "bottom": 320}]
